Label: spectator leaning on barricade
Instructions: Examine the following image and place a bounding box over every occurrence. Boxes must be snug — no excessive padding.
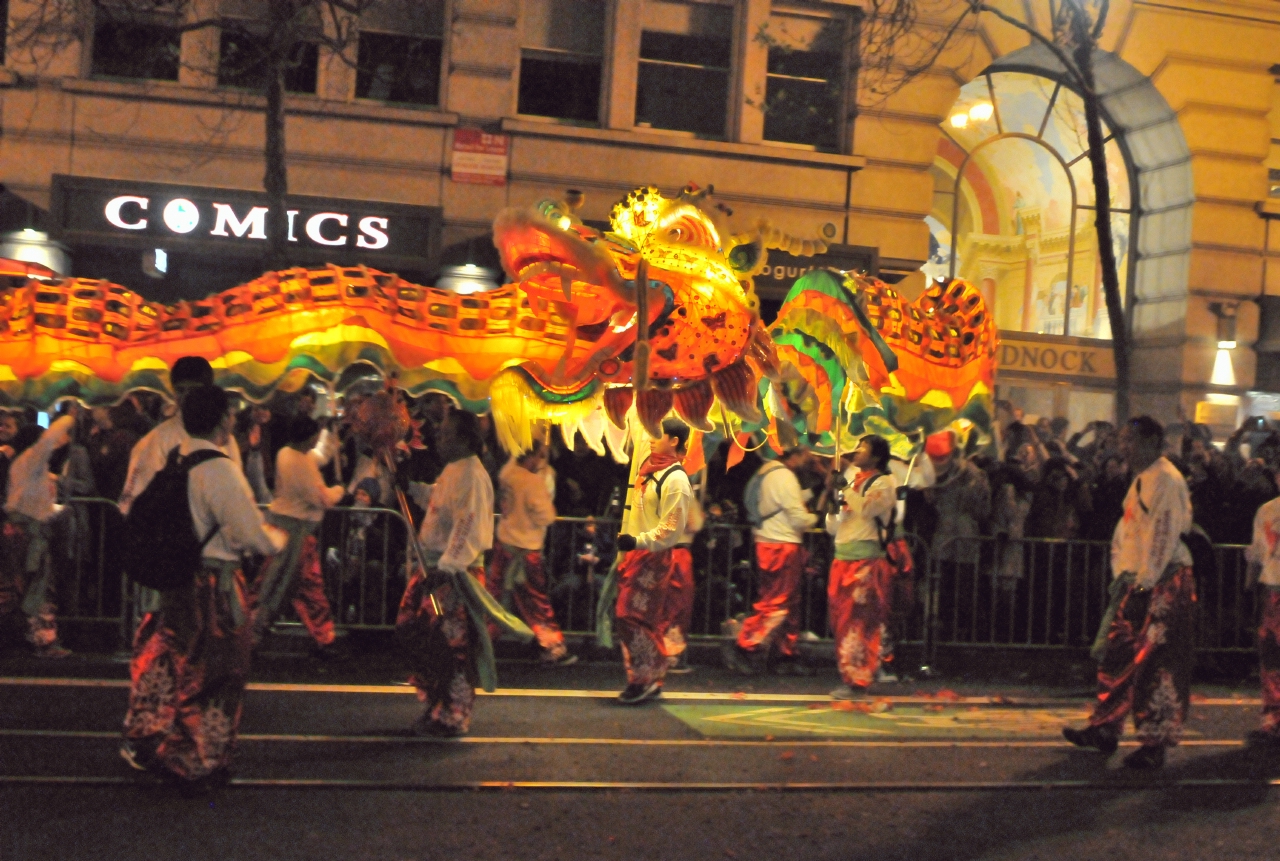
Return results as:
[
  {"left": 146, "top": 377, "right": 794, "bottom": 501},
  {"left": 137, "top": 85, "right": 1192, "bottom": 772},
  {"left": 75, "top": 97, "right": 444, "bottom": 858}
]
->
[
  {"left": 488, "top": 438, "right": 576, "bottom": 666},
  {"left": 120, "top": 385, "right": 287, "bottom": 795},
  {"left": 1064, "top": 415, "right": 1196, "bottom": 770},
  {"left": 921, "top": 430, "right": 990, "bottom": 567},
  {"left": 724, "top": 446, "right": 817, "bottom": 675},
  {"left": 248, "top": 414, "right": 345, "bottom": 658},
  {"left": 1, "top": 411, "right": 75, "bottom": 657}
]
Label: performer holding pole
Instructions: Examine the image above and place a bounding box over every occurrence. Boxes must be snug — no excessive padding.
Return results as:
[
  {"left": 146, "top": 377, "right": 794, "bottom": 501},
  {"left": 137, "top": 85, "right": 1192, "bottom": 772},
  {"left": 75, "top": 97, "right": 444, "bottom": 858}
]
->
[{"left": 612, "top": 418, "right": 693, "bottom": 705}]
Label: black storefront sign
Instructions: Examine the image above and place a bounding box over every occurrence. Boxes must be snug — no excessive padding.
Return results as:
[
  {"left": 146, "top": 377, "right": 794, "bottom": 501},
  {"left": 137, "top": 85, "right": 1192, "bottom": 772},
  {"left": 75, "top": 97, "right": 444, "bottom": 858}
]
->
[
  {"left": 49, "top": 175, "right": 443, "bottom": 300},
  {"left": 754, "top": 244, "right": 879, "bottom": 302}
]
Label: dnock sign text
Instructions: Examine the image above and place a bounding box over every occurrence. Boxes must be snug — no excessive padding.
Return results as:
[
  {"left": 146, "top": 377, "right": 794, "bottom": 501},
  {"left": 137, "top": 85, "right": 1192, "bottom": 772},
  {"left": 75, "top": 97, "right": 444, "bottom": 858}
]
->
[{"left": 997, "top": 335, "right": 1115, "bottom": 381}]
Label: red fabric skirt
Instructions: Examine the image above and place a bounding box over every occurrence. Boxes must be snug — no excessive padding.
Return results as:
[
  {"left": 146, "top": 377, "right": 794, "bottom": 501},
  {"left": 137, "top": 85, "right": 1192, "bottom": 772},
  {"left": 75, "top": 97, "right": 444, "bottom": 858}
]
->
[
  {"left": 737, "top": 542, "right": 807, "bottom": 658},
  {"left": 828, "top": 556, "right": 896, "bottom": 688},
  {"left": 396, "top": 566, "right": 482, "bottom": 734},
  {"left": 615, "top": 547, "right": 692, "bottom": 686}
]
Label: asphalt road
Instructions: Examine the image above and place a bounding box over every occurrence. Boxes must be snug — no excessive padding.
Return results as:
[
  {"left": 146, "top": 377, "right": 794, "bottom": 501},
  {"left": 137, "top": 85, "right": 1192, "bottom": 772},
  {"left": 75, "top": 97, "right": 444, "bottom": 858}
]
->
[{"left": 3, "top": 651, "right": 1280, "bottom": 861}]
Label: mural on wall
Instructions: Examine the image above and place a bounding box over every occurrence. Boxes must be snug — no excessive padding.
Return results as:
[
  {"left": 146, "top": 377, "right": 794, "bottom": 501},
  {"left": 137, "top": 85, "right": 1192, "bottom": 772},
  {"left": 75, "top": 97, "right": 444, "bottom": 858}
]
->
[{"left": 927, "top": 71, "right": 1134, "bottom": 342}]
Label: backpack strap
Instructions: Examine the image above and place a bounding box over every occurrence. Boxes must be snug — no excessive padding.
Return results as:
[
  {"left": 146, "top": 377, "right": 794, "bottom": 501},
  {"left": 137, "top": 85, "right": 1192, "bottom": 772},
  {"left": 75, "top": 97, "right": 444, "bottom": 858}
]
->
[
  {"left": 858, "top": 472, "right": 898, "bottom": 551},
  {"left": 756, "top": 461, "right": 788, "bottom": 523},
  {"left": 180, "top": 448, "right": 229, "bottom": 546},
  {"left": 652, "top": 464, "right": 686, "bottom": 501}
]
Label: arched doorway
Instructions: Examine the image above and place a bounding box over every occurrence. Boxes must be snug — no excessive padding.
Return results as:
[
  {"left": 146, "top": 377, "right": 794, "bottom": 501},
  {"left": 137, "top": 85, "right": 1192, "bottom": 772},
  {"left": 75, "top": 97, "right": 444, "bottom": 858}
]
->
[{"left": 927, "top": 45, "right": 1193, "bottom": 424}]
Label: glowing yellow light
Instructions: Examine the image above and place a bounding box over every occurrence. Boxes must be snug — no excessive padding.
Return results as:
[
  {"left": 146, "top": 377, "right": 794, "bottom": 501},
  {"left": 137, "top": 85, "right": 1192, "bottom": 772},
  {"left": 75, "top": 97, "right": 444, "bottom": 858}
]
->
[
  {"left": 557, "top": 217, "right": 572, "bottom": 230},
  {"left": 291, "top": 324, "right": 389, "bottom": 351},
  {"left": 969, "top": 102, "right": 994, "bottom": 121},
  {"left": 1211, "top": 348, "right": 1236, "bottom": 387},
  {"left": 1218, "top": 340, "right": 1237, "bottom": 350},
  {"left": 949, "top": 113, "right": 969, "bottom": 129}
]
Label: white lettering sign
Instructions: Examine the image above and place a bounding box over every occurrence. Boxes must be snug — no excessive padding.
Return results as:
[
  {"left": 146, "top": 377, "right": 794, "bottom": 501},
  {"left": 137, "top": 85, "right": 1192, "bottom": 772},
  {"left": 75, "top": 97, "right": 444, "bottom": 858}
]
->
[
  {"left": 306, "top": 212, "right": 348, "bottom": 246},
  {"left": 210, "top": 203, "right": 268, "bottom": 239},
  {"left": 102, "top": 194, "right": 396, "bottom": 250},
  {"left": 356, "top": 216, "right": 389, "bottom": 250},
  {"left": 105, "top": 196, "right": 148, "bottom": 230}
]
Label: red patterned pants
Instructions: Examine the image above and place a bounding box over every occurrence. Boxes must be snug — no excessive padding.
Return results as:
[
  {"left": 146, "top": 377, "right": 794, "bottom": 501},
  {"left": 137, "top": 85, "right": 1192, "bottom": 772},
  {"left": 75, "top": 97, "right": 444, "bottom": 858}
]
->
[
  {"left": 122, "top": 564, "right": 253, "bottom": 781},
  {"left": 1259, "top": 587, "right": 1280, "bottom": 735},
  {"left": 486, "top": 543, "right": 566, "bottom": 658},
  {"left": 1088, "top": 566, "right": 1197, "bottom": 748},
  {"left": 660, "top": 547, "right": 696, "bottom": 658},
  {"left": 737, "top": 543, "right": 807, "bottom": 658},
  {"left": 250, "top": 519, "right": 335, "bottom": 647},
  {"left": 828, "top": 556, "right": 895, "bottom": 688},
  {"left": 396, "top": 567, "right": 480, "bottom": 734},
  {"left": 616, "top": 547, "right": 691, "bottom": 686}
]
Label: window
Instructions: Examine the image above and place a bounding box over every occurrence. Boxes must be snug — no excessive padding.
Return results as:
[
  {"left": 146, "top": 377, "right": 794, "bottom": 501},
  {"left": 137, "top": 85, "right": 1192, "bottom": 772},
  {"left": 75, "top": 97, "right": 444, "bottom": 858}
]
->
[
  {"left": 356, "top": 32, "right": 443, "bottom": 106},
  {"left": 928, "top": 72, "right": 1135, "bottom": 340},
  {"left": 761, "top": 13, "right": 845, "bottom": 151},
  {"left": 91, "top": 20, "right": 182, "bottom": 82},
  {"left": 1270, "top": 168, "right": 1280, "bottom": 198},
  {"left": 217, "top": 29, "right": 318, "bottom": 94},
  {"left": 636, "top": 0, "right": 733, "bottom": 138},
  {"left": 518, "top": 0, "right": 605, "bottom": 124}
]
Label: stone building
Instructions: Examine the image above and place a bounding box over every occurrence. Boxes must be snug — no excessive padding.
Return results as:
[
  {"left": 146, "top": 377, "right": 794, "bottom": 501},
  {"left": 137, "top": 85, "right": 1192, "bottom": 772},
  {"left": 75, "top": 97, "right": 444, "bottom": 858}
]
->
[{"left": 0, "top": 0, "right": 1278, "bottom": 431}]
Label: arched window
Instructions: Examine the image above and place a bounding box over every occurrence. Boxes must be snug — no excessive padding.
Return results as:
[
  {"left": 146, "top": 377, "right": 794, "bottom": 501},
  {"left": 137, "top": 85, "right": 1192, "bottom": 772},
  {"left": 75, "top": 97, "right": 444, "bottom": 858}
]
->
[{"left": 926, "top": 70, "right": 1135, "bottom": 341}]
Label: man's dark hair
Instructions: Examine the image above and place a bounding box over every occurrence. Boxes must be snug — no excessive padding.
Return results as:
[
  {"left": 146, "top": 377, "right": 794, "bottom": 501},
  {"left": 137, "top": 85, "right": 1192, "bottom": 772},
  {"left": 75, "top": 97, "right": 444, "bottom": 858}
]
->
[
  {"left": 861, "top": 435, "right": 891, "bottom": 471},
  {"left": 171, "top": 356, "right": 215, "bottom": 389},
  {"left": 780, "top": 446, "right": 808, "bottom": 464},
  {"left": 447, "top": 410, "right": 486, "bottom": 456},
  {"left": 182, "top": 385, "right": 230, "bottom": 437},
  {"left": 518, "top": 438, "right": 546, "bottom": 463},
  {"left": 1126, "top": 415, "right": 1164, "bottom": 444},
  {"left": 288, "top": 414, "right": 321, "bottom": 445},
  {"left": 661, "top": 417, "right": 690, "bottom": 452}
]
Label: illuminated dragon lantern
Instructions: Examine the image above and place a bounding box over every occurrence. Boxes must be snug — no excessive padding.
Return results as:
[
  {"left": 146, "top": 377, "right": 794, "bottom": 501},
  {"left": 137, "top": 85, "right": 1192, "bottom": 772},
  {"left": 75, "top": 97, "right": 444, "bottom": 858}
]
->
[{"left": 0, "top": 186, "right": 996, "bottom": 456}]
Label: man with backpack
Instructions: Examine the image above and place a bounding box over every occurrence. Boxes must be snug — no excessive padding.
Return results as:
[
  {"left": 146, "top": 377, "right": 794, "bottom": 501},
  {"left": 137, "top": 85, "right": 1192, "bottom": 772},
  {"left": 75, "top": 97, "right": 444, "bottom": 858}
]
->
[
  {"left": 824, "top": 435, "right": 901, "bottom": 700},
  {"left": 120, "top": 385, "right": 287, "bottom": 794},
  {"left": 612, "top": 418, "right": 693, "bottom": 704},
  {"left": 724, "top": 447, "right": 816, "bottom": 674},
  {"left": 2, "top": 411, "right": 75, "bottom": 658},
  {"left": 1062, "top": 416, "right": 1195, "bottom": 770}
]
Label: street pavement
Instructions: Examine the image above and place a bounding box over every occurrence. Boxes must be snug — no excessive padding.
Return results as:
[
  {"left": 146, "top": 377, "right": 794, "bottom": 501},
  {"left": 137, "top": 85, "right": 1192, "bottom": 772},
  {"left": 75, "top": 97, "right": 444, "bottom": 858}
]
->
[{"left": 3, "top": 648, "right": 1280, "bottom": 860}]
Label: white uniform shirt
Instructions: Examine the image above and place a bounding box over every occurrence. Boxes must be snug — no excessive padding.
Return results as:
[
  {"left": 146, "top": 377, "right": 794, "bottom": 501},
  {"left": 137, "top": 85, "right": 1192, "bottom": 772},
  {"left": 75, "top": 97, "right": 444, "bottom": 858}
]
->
[
  {"left": 752, "top": 463, "right": 817, "bottom": 544},
  {"left": 1248, "top": 496, "right": 1280, "bottom": 587},
  {"left": 5, "top": 415, "right": 74, "bottom": 522},
  {"left": 633, "top": 463, "right": 692, "bottom": 553},
  {"left": 496, "top": 459, "right": 557, "bottom": 550},
  {"left": 825, "top": 468, "right": 898, "bottom": 545},
  {"left": 181, "top": 438, "right": 286, "bottom": 561},
  {"left": 119, "top": 415, "right": 242, "bottom": 516},
  {"left": 269, "top": 443, "right": 345, "bottom": 522},
  {"left": 1111, "top": 456, "right": 1192, "bottom": 589},
  {"left": 408, "top": 455, "right": 494, "bottom": 574}
]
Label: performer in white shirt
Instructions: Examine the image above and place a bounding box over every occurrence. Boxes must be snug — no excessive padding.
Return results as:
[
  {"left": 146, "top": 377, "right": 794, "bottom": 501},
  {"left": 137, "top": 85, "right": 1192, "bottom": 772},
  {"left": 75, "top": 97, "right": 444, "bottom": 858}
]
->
[
  {"left": 613, "top": 418, "right": 693, "bottom": 704},
  {"left": 2, "top": 413, "right": 74, "bottom": 657},
  {"left": 400, "top": 410, "right": 495, "bottom": 737},
  {"left": 249, "top": 414, "right": 344, "bottom": 654},
  {"left": 1244, "top": 470, "right": 1280, "bottom": 748},
  {"left": 1064, "top": 416, "right": 1196, "bottom": 769},
  {"left": 824, "top": 435, "right": 901, "bottom": 699},
  {"left": 487, "top": 439, "right": 575, "bottom": 665},
  {"left": 727, "top": 448, "right": 817, "bottom": 674},
  {"left": 121, "top": 385, "right": 287, "bottom": 794},
  {"left": 118, "top": 356, "right": 242, "bottom": 516}
]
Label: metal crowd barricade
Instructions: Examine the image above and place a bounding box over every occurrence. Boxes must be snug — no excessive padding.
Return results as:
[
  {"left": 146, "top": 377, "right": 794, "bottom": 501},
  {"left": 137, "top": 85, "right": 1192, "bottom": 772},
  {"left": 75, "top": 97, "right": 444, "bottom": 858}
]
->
[
  {"left": 301, "top": 505, "right": 418, "bottom": 629},
  {"left": 921, "top": 534, "right": 1262, "bottom": 664},
  {"left": 58, "top": 497, "right": 130, "bottom": 644}
]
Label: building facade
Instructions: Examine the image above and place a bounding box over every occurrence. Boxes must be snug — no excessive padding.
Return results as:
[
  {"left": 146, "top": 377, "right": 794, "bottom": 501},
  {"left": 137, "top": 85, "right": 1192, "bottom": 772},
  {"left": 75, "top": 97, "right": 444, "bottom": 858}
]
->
[{"left": 0, "top": 0, "right": 1278, "bottom": 430}]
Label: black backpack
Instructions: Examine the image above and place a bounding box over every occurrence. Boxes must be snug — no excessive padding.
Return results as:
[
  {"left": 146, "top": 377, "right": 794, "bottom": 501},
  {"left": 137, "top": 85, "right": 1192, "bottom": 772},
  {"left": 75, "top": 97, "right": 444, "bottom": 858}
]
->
[{"left": 122, "top": 447, "right": 227, "bottom": 590}]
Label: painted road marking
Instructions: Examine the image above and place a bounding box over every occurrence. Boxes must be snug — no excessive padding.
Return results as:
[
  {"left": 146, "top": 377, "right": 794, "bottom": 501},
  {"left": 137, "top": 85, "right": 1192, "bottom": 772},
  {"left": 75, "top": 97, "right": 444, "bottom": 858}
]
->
[
  {"left": 0, "top": 678, "right": 1264, "bottom": 706},
  {"left": 0, "top": 728, "right": 1245, "bottom": 747}
]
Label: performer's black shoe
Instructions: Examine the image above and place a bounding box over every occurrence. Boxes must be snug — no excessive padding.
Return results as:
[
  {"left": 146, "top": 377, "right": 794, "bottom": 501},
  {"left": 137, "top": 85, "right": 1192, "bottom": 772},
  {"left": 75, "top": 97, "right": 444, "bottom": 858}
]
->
[
  {"left": 1123, "top": 744, "right": 1166, "bottom": 769},
  {"left": 540, "top": 650, "right": 578, "bottom": 667},
  {"left": 617, "top": 681, "right": 662, "bottom": 705},
  {"left": 412, "top": 714, "right": 467, "bottom": 738},
  {"left": 1062, "top": 726, "right": 1118, "bottom": 755},
  {"left": 119, "top": 740, "right": 159, "bottom": 774},
  {"left": 311, "top": 640, "right": 352, "bottom": 661},
  {"left": 771, "top": 656, "right": 814, "bottom": 676},
  {"left": 829, "top": 683, "right": 868, "bottom": 701},
  {"left": 720, "top": 641, "right": 756, "bottom": 675},
  {"left": 666, "top": 652, "right": 694, "bottom": 674}
]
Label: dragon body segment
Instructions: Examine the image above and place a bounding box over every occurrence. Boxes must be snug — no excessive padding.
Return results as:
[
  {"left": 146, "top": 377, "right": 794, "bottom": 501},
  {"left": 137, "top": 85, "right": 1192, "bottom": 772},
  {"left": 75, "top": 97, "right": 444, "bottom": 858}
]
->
[{"left": 0, "top": 186, "right": 997, "bottom": 455}]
